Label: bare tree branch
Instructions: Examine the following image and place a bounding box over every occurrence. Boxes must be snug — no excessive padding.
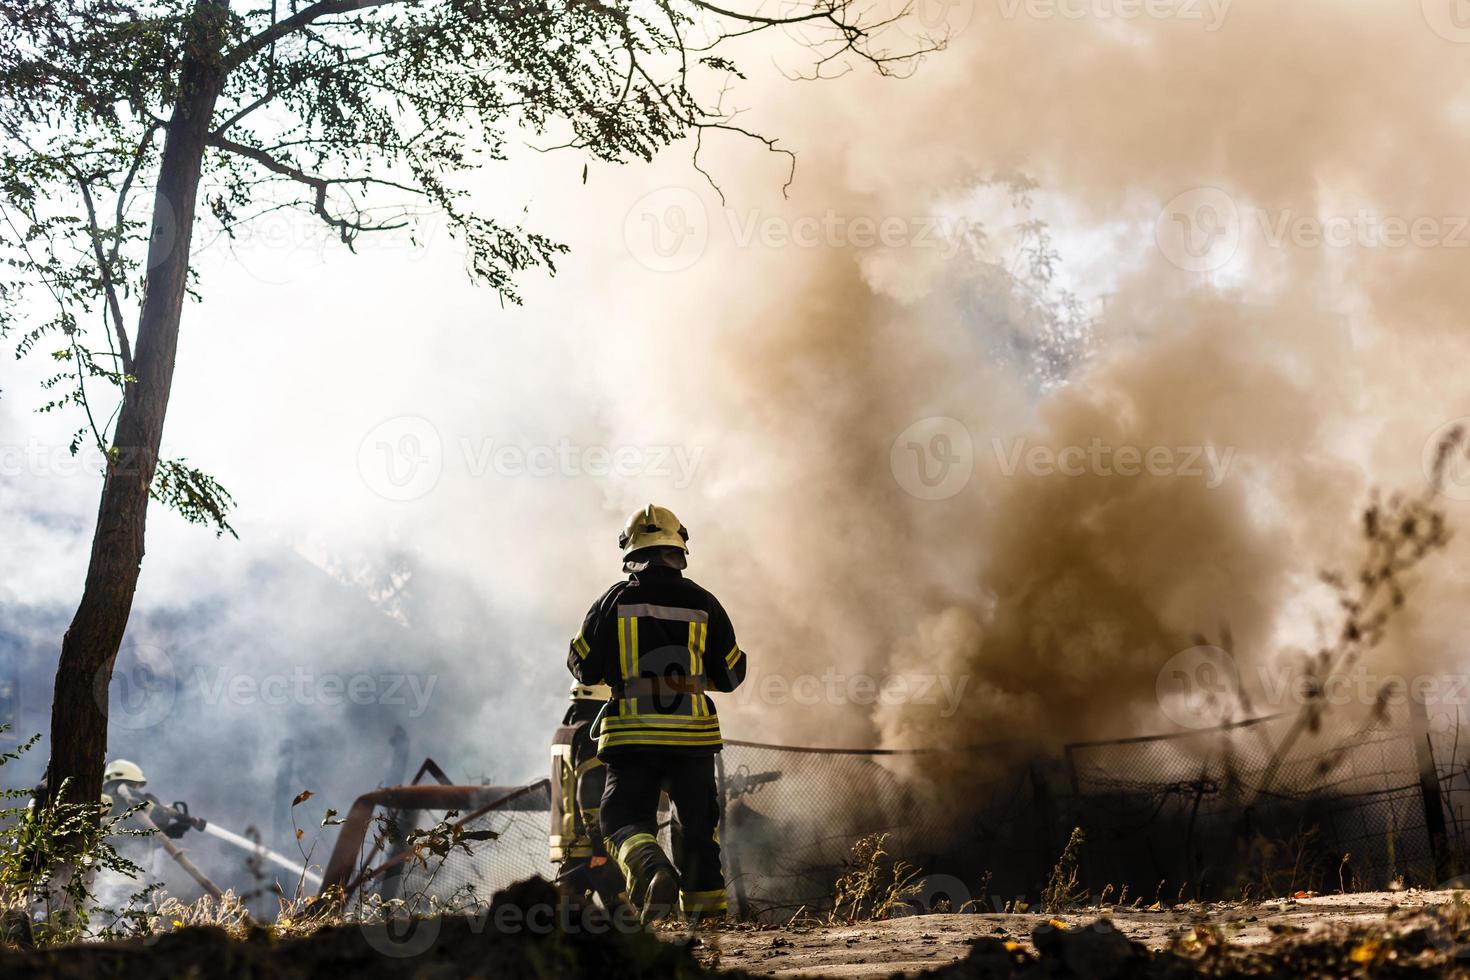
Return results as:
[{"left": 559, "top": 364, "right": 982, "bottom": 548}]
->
[
  {"left": 207, "top": 133, "right": 415, "bottom": 243},
  {"left": 75, "top": 177, "right": 133, "bottom": 375},
  {"left": 213, "top": 88, "right": 277, "bottom": 136},
  {"left": 223, "top": 0, "right": 408, "bottom": 72}
]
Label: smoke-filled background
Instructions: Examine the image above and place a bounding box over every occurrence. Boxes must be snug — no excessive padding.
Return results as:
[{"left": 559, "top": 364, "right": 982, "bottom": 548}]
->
[{"left": 4, "top": 0, "right": 1470, "bottom": 893}]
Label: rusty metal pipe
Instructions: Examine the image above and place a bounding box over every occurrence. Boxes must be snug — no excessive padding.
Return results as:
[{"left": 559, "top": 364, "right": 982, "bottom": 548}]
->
[{"left": 318, "top": 782, "right": 549, "bottom": 897}]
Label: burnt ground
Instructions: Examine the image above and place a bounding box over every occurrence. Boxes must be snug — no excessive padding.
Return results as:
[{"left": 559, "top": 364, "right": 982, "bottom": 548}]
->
[
  {"left": 3, "top": 882, "right": 1470, "bottom": 978},
  {"left": 712, "top": 890, "right": 1457, "bottom": 977}
]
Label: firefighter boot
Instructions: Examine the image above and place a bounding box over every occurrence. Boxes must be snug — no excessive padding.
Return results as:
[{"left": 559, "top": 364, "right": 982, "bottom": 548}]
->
[{"left": 642, "top": 867, "right": 679, "bottom": 925}]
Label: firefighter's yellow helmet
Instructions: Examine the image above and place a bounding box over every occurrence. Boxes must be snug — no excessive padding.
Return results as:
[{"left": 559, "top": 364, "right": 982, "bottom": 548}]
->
[
  {"left": 103, "top": 759, "right": 146, "bottom": 785},
  {"left": 618, "top": 504, "right": 689, "bottom": 557},
  {"left": 570, "top": 682, "right": 612, "bottom": 701}
]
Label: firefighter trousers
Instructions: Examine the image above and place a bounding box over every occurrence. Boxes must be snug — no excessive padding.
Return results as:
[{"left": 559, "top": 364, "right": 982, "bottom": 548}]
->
[{"left": 599, "top": 751, "right": 728, "bottom": 916}]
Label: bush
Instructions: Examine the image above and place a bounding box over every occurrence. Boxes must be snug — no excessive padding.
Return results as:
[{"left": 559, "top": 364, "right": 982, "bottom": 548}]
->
[{"left": 0, "top": 730, "right": 148, "bottom": 946}]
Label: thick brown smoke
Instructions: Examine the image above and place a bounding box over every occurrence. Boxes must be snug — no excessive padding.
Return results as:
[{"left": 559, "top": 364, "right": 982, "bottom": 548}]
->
[{"left": 617, "top": 0, "right": 1470, "bottom": 751}]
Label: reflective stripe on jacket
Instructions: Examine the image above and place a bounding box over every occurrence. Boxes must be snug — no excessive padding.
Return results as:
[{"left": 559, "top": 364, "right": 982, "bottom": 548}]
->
[{"left": 568, "top": 566, "right": 746, "bottom": 755}]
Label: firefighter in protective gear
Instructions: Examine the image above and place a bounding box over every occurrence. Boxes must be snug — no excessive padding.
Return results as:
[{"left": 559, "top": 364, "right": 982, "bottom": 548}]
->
[
  {"left": 550, "top": 681, "right": 625, "bottom": 910},
  {"left": 567, "top": 504, "right": 748, "bottom": 923},
  {"left": 103, "top": 759, "right": 146, "bottom": 786},
  {"left": 101, "top": 759, "right": 204, "bottom": 839}
]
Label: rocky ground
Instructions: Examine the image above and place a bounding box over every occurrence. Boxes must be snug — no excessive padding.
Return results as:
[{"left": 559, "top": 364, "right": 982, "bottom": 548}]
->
[
  {"left": 2, "top": 883, "right": 1470, "bottom": 978},
  {"left": 711, "top": 890, "right": 1461, "bottom": 977}
]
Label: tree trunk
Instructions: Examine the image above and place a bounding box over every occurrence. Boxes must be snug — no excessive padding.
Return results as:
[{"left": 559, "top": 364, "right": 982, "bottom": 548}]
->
[{"left": 43, "top": 2, "right": 229, "bottom": 811}]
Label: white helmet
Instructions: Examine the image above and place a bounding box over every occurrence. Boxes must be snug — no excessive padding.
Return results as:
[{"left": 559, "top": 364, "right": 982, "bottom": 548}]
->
[
  {"left": 618, "top": 504, "right": 689, "bottom": 557},
  {"left": 103, "top": 759, "right": 146, "bottom": 786},
  {"left": 570, "top": 682, "right": 612, "bottom": 701}
]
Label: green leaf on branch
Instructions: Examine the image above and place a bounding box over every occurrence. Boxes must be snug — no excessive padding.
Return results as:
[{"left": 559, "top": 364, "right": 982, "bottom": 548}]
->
[{"left": 149, "top": 457, "right": 238, "bottom": 539}]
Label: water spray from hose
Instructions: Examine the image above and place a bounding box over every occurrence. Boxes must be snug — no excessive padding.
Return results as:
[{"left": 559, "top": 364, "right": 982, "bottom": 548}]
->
[{"left": 202, "top": 822, "right": 323, "bottom": 889}]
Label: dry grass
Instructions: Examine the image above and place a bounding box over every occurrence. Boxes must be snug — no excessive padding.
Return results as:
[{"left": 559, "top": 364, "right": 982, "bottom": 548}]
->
[
  {"left": 148, "top": 892, "right": 252, "bottom": 939},
  {"left": 1041, "top": 827, "right": 1087, "bottom": 912},
  {"left": 829, "top": 833, "right": 923, "bottom": 923}
]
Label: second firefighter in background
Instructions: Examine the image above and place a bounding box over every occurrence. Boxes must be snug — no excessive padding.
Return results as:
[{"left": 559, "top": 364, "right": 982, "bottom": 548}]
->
[
  {"left": 549, "top": 681, "right": 624, "bottom": 910},
  {"left": 567, "top": 504, "right": 748, "bottom": 922}
]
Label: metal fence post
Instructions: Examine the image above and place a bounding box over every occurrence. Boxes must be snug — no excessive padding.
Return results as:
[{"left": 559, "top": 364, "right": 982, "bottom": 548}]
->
[
  {"left": 716, "top": 753, "right": 746, "bottom": 917},
  {"left": 1408, "top": 693, "right": 1450, "bottom": 881}
]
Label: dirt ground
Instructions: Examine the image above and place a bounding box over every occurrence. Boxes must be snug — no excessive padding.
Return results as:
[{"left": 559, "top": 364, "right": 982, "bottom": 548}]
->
[
  {"left": 4, "top": 882, "right": 1470, "bottom": 978},
  {"left": 708, "top": 890, "right": 1470, "bottom": 978}
]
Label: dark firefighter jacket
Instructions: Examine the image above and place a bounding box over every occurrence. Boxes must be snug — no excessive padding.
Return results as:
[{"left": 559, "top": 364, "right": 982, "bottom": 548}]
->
[{"left": 568, "top": 565, "right": 747, "bottom": 756}]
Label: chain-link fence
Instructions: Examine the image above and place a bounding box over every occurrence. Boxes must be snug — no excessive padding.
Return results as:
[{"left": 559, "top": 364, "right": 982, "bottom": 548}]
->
[
  {"left": 346, "top": 702, "right": 1470, "bottom": 917},
  {"left": 385, "top": 783, "right": 554, "bottom": 908},
  {"left": 1065, "top": 702, "right": 1441, "bottom": 897},
  {"left": 345, "top": 740, "right": 1060, "bottom": 918},
  {"left": 715, "top": 740, "right": 1061, "bottom": 917}
]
